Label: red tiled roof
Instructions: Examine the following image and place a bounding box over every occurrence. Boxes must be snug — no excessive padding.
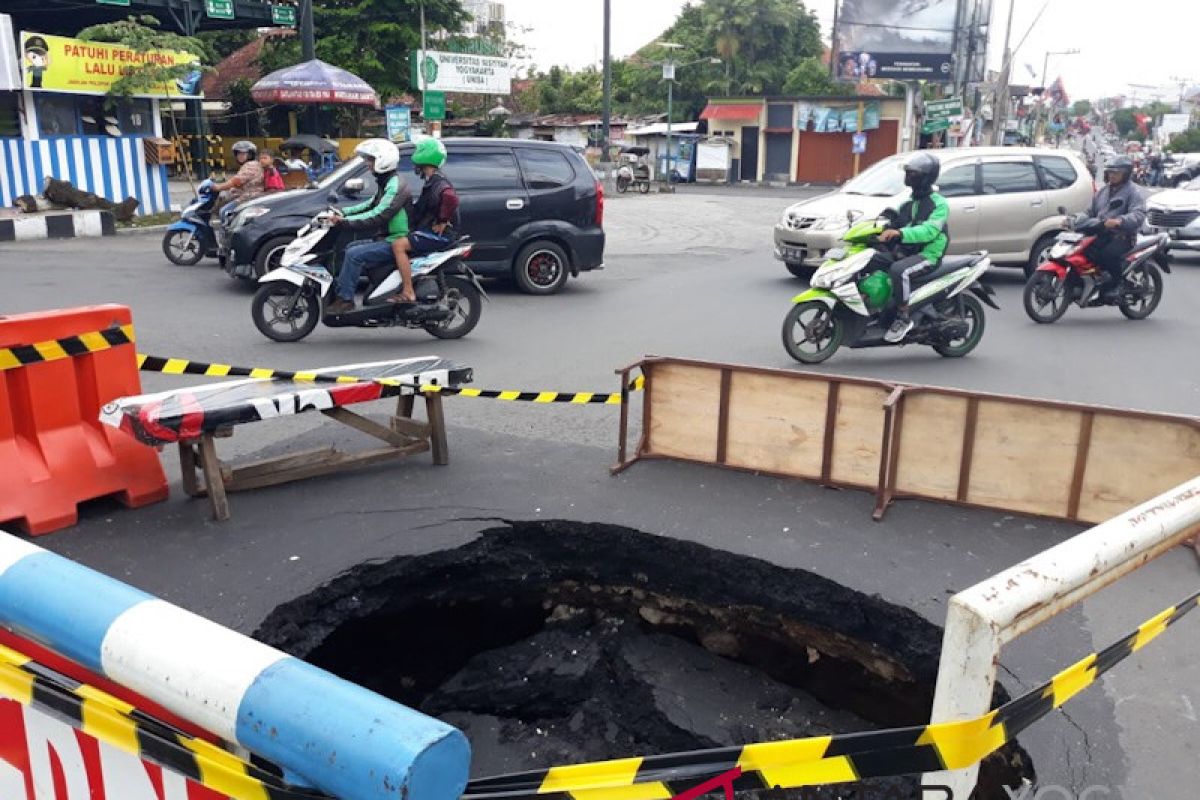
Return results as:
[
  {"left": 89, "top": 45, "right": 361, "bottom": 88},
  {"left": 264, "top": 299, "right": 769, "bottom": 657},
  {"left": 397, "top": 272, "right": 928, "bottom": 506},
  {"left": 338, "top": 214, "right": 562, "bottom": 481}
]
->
[
  {"left": 700, "top": 103, "right": 762, "bottom": 121},
  {"left": 202, "top": 29, "right": 294, "bottom": 100}
]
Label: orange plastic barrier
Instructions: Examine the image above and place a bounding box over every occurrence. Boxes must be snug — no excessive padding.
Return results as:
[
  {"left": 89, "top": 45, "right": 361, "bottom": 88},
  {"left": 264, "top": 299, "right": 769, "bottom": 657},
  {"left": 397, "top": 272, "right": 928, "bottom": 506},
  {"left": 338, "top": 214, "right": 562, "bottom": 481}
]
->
[{"left": 0, "top": 305, "right": 167, "bottom": 535}]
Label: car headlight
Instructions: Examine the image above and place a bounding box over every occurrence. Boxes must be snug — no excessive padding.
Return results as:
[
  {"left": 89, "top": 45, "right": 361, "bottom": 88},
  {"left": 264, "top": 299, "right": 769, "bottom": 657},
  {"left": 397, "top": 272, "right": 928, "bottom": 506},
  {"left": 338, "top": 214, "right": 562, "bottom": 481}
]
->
[
  {"left": 241, "top": 207, "right": 271, "bottom": 221},
  {"left": 819, "top": 217, "right": 847, "bottom": 231}
]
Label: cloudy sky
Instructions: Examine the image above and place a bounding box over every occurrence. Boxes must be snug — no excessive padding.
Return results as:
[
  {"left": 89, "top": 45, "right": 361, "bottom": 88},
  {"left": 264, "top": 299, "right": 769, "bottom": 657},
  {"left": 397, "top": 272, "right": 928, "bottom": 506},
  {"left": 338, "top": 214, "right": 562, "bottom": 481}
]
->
[{"left": 500, "top": 0, "right": 1199, "bottom": 102}]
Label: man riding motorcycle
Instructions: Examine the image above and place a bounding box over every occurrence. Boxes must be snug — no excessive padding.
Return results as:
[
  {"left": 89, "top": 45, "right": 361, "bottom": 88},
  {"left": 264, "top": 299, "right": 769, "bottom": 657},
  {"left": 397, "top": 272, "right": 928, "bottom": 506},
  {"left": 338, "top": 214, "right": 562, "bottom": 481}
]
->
[
  {"left": 325, "top": 139, "right": 411, "bottom": 315},
  {"left": 1083, "top": 155, "right": 1147, "bottom": 301},
  {"left": 870, "top": 152, "right": 950, "bottom": 342},
  {"left": 390, "top": 137, "right": 461, "bottom": 304}
]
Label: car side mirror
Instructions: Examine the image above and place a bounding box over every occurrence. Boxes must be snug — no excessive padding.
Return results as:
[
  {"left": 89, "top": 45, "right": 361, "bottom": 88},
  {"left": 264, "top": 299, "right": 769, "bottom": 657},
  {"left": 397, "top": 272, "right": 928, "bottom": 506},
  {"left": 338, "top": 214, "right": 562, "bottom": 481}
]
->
[{"left": 343, "top": 178, "right": 365, "bottom": 196}]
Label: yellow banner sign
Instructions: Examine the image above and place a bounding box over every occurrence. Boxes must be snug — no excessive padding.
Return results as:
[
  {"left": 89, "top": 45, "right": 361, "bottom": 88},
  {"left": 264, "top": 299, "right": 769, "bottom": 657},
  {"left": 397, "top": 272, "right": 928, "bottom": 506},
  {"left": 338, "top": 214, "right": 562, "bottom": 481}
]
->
[{"left": 20, "top": 31, "right": 202, "bottom": 98}]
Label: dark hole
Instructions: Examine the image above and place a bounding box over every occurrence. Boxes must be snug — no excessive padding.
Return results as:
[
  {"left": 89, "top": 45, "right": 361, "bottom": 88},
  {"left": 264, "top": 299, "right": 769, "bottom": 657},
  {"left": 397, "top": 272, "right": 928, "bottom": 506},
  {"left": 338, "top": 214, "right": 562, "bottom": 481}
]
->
[{"left": 257, "top": 521, "right": 1035, "bottom": 799}]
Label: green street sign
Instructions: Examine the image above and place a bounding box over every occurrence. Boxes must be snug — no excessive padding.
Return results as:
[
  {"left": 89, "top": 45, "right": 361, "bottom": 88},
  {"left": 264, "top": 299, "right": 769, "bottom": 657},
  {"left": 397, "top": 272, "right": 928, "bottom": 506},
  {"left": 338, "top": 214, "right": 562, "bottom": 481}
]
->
[
  {"left": 96, "top": 0, "right": 132, "bottom": 6},
  {"left": 205, "top": 0, "right": 235, "bottom": 20},
  {"left": 925, "top": 97, "right": 963, "bottom": 121},
  {"left": 921, "top": 118, "right": 951, "bottom": 135},
  {"left": 423, "top": 91, "right": 446, "bottom": 122},
  {"left": 271, "top": 5, "right": 296, "bottom": 26}
]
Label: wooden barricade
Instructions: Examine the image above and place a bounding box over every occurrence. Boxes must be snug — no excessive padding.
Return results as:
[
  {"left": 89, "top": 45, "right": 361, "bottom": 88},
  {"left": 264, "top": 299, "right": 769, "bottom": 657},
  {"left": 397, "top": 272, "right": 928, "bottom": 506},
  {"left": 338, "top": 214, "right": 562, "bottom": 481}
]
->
[{"left": 614, "top": 357, "right": 1200, "bottom": 524}]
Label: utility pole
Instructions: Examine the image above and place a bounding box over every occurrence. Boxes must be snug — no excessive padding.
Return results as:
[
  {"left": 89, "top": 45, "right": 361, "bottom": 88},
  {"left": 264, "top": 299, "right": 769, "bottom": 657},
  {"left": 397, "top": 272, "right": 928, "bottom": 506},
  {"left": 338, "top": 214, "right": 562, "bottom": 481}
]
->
[
  {"left": 601, "top": 0, "right": 612, "bottom": 160},
  {"left": 992, "top": 0, "right": 1015, "bottom": 145},
  {"left": 300, "top": 0, "right": 318, "bottom": 132},
  {"left": 1170, "top": 76, "right": 1194, "bottom": 113}
]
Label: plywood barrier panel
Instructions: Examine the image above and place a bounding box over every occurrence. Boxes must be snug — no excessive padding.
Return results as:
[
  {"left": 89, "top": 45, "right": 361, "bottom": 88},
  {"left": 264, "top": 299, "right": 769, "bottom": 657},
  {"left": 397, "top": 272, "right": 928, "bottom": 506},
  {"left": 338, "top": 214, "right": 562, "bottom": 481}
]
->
[
  {"left": 895, "top": 392, "right": 969, "bottom": 501},
  {"left": 724, "top": 372, "right": 830, "bottom": 478},
  {"left": 1077, "top": 414, "right": 1200, "bottom": 523},
  {"left": 646, "top": 363, "right": 723, "bottom": 463},
  {"left": 830, "top": 384, "right": 890, "bottom": 487},
  {"left": 966, "top": 400, "right": 1082, "bottom": 517}
]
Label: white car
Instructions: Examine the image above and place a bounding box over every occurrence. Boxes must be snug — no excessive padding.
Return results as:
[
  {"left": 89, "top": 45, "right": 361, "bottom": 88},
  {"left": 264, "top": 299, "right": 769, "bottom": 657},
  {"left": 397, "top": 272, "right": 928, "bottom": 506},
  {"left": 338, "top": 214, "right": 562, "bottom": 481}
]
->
[
  {"left": 1145, "top": 178, "right": 1200, "bottom": 252},
  {"left": 774, "top": 147, "right": 1094, "bottom": 278}
]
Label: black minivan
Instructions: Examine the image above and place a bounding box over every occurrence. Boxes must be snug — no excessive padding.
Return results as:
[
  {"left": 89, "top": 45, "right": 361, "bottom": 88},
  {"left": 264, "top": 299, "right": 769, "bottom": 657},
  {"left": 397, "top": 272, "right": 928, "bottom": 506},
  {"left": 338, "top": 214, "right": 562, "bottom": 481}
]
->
[{"left": 223, "top": 138, "right": 605, "bottom": 294}]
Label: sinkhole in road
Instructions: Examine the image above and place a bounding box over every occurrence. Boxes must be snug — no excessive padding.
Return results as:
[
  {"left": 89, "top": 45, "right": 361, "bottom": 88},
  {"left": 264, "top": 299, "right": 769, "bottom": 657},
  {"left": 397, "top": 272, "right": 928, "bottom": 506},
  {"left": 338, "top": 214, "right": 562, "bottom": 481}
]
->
[{"left": 255, "top": 521, "right": 1034, "bottom": 799}]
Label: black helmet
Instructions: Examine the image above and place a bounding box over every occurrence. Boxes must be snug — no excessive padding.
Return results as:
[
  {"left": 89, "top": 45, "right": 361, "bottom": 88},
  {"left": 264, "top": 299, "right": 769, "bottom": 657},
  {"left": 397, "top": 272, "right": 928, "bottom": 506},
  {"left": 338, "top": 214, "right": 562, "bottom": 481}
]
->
[
  {"left": 903, "top": 151, "right": 941, "bottom": 195},
  {"left": 232, "top": 140, "right": 258, "bottom": 159},
  {"left": 1104, "top": 156, "right": 1133, "bottom": 183}
]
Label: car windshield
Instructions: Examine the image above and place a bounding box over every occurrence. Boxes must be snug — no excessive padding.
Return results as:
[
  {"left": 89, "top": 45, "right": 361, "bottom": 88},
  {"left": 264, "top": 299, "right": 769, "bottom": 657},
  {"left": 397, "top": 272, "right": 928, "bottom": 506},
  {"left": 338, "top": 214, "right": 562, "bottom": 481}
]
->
[
  {"left": 316, "top": 157, "right": 363, "bottom": 189},
  {"left": 842, "top": 156, "right": 906, "bottom": 197}
]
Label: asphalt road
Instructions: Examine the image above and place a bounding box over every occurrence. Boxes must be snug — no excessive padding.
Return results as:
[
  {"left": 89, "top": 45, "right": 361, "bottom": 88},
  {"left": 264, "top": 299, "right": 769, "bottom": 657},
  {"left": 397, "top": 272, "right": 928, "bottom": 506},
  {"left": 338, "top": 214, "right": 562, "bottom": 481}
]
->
[{"left": 5, "top": 185, "right": 1200, "bottom": 798}]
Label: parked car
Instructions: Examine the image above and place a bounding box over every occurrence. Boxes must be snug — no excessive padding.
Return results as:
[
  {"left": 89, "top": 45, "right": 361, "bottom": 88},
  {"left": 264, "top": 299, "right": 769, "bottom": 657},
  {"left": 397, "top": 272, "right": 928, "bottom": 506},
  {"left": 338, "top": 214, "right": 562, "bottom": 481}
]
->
[
  {"left": 1145, "top": 178, "right": 1200, "bottom": 252},
  {"left": 222, "top": 138, "right": 605, "bottom": 295},
  {"left": 1161, "top": 153, "right": 1200, "bottom": 188},
  {"left": 774, "top": 147, "right": 1094, "bottom": 278}
]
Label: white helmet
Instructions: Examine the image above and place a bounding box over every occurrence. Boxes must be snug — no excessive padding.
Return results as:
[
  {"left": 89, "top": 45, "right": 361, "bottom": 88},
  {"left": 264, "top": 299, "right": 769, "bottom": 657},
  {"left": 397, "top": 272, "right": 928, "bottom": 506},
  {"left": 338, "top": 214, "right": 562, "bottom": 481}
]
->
[{"left": 354, "top": 138, "right": 400, "bottom": 173}]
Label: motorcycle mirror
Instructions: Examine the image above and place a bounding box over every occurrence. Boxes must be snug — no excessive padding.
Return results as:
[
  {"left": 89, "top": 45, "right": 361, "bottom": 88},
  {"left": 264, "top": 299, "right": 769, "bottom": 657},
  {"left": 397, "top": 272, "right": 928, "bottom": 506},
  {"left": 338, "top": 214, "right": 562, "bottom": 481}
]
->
[{"left": 343, "top": 178, "right": 365, "bottom": 196}]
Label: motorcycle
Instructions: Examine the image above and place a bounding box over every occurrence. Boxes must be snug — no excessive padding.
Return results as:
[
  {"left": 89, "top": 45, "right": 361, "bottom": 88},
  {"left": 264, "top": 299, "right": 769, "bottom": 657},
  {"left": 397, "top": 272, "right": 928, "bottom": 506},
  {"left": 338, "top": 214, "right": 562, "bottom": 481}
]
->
[
  {"left": 1022, "top": 203, "right": 1170, "bottom": 324},
  {"left": 162, "top": 179, "right": 218, "bottom": 266},
  {"left": 782, "top": 211, "right": 998, "bottom": 364},
  {"left": 250, "top": 210, "right": 486, "bottom": 343},
  {"left": 615, "top": 147, "right": 652, "bottom": 195}
]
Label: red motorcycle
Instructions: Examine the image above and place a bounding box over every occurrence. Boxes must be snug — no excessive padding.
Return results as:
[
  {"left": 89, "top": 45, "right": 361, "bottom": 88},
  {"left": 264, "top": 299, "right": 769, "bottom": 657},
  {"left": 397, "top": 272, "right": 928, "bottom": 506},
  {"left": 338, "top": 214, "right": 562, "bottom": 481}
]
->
[{"left": 1023, "top": 203, "right": 1171, "bottom": 324}]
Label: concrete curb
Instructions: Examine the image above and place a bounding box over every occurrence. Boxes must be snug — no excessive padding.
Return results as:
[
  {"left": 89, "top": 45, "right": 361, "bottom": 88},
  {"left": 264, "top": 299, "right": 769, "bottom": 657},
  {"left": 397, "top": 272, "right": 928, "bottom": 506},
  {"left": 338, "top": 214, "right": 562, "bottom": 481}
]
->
[
  {"left": 0, "top": 210, "right": 115, "bottom": 242},
  {"left": 116, "top": 224, "right": 174, "bottom": 236}
]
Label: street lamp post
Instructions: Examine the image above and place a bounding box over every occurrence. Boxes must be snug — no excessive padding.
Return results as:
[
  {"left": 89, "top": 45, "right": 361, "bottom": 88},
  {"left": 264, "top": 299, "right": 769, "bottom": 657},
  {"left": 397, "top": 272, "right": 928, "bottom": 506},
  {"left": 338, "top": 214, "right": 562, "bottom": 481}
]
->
[{"left": 656, "top": 43, "right": 720, "bottom": 184}]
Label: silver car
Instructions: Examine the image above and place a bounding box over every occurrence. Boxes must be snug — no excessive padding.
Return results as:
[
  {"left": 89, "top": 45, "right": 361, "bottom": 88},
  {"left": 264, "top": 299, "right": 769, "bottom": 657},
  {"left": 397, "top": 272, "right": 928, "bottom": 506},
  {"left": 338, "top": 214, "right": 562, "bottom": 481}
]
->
[
  {"left": 1145, "top": 178, "right": 1200, "bottom": 252},
  {"left": 774, "top": 147, "right": 1094, "bottom": 277}
]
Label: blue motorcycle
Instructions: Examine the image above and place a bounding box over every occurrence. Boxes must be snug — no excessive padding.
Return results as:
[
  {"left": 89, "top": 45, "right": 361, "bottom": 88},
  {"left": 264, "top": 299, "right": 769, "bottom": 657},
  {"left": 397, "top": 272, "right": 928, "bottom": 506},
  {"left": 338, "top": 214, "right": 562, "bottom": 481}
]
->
[{"left": 162, "top": 179, "right": 218, "bottom": 266}]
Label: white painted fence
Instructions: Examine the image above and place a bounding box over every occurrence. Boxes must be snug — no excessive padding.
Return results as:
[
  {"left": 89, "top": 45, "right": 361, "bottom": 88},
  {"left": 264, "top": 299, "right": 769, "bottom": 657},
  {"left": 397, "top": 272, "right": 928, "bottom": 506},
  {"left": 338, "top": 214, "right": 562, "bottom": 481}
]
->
[{"left": 923, "top": 476, "right": 1200, "bottom": 797}]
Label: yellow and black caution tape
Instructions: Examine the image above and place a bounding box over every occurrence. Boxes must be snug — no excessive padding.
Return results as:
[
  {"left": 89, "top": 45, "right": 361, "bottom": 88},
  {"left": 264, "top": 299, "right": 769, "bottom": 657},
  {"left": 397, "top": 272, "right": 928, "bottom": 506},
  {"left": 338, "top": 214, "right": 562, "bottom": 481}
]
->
[
  {"left": 464, "top": 590, "right": 1200, "bottom": 800},
  {"left": 0, "top": 326, "right": 644, "bottom": 404},
  {"left": 0, "top": 641, "right": 332, "bottom": 800},
  {"left": 0, "top": 324, "right": 136, "bottom": 371},
  {"left": 136, "top": 354, "right": 645, "bottom": 405}
]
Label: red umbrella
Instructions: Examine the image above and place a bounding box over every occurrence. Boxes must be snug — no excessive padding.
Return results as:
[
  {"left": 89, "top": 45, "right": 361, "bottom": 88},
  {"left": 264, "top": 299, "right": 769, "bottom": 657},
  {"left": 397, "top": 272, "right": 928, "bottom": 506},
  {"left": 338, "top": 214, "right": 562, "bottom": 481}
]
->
[{"left": 251, "top": 59, "right": 378, "bottom": 107}]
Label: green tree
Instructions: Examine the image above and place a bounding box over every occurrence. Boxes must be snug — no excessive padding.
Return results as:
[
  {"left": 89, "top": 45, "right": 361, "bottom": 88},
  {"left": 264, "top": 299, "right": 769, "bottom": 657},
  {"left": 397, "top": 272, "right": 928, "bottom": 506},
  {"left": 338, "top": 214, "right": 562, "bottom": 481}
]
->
[
  {"left": 258, "top": 0, "right": 467, "bottom": 101},
  {"left": 783, "top": 57, "right": 852, "bottom": 97},
  {"left": 1071, "top": 99, "right": 1092, "bottom": 117},
  {"left": 1166, "top": 127, "right": 1200, "bottom": 153},
  {"left": 197, "top": 29, "right": 256, "bottom": 60},
  {"left": 77, "top": 15, "right": 209, "bottom": 98}
]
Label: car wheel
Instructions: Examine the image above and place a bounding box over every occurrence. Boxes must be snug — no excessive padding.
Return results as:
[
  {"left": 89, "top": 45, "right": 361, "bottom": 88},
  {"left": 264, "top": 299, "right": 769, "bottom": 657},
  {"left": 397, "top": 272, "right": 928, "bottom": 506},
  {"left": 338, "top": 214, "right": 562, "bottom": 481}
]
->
[
  {"left": 1026, "top": 233, "right": 1057, "bottom": 278},
  {"left": 253, "top": 235, "right": 294, "bottom": 279},
  {"left": 513, "top": 241, "right": 570, "bottom": 295},
  {"left": 785, "top": 261, "right": 810, "bottom": 279}
]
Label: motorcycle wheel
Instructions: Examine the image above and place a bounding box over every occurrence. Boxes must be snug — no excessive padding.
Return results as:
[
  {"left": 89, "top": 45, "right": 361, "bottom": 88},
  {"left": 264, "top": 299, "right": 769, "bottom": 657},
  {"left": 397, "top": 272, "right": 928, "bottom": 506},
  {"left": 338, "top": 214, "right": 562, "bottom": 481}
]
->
[
  {"left": 162, "top": 230, "right": 204, "bottom": 266},
  {"left": 933, "top": 295, "right": 986, "bottom": 358},
  {"left": 638, "top": 180, "right": 651, "bottom": 195},
  {"left": 616, "top": 177, "right": 630, "bottom": 194},
  {"left": 781, "top": 301, "right": 843, "bottom": 364},
  {"left": 1118, "top": 263, "right": 1163, "bottom": 320},
  {"left": 1023, "top": 272, "right": 1070, "bottom": 324},
  {"left": 251, "top": 283, "right": 321, "bottom": 342},
  {"left": 425, "top": 276, "right": 482, "bottom": 340}
]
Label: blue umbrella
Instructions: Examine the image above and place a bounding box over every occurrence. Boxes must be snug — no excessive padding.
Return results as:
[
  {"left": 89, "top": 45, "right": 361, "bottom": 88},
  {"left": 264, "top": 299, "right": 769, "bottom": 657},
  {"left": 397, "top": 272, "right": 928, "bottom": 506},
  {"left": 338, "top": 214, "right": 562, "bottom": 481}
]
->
[{"left": 251, "top": 59, "right": 378, "bottom": 107}]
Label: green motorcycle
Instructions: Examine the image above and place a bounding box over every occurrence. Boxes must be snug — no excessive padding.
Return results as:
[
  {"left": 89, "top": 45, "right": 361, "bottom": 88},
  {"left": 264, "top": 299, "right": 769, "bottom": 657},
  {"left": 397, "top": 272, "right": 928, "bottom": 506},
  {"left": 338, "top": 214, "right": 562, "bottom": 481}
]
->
[{"left": 781, "top": 212, "right": 998, "bottom": 364}]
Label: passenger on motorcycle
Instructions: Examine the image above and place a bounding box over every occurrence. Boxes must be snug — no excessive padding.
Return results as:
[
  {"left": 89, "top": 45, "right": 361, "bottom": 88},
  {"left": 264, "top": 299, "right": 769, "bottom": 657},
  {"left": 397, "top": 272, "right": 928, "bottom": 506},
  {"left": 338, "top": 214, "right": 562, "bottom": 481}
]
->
[
  {"left": 1085, "top": 155, "right": 1147, "bottom": 301},
  {"left": 325, "top": 139, "right": 412, "bottom": 315},
  {"left": 390, "top": 137, "right": 461, "bottom": 304},
  {"left": 211, "top": 140, "right": 266, "bottom": 221},
  {"left": 872, "top": 152, "right": 950, "bottom": 342}
]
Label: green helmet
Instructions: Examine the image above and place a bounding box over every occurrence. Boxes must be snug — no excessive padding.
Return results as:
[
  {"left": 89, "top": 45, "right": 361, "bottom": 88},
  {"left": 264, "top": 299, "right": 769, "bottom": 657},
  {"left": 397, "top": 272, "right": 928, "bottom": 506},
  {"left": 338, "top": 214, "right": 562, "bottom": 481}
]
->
[
  {"left": 858, "top": 270, "right": 893, "bottom": 310},
  {"left": 412, "top": 137, "right": 447, "bottom": 168}
]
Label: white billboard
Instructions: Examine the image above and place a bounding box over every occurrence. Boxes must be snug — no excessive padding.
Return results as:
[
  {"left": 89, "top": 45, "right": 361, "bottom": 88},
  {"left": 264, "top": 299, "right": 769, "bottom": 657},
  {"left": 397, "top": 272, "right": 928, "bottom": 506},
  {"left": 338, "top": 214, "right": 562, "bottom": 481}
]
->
[
  {"left": 1161, "top": 114, "right": 1192, "bottom": 136},
  {"left": 836, "top": 0, "right": 960, "bottom": 81},
  {"left": 418, "top": 50, "right": 511, "bottom": 95}
]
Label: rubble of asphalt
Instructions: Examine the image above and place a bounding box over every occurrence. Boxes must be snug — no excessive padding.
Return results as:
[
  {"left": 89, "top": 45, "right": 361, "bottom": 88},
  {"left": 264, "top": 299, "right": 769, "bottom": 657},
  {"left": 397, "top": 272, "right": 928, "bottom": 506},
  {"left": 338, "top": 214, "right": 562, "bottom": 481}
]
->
[{"left": 256, "top": 520, "right": 1035, "bottom": 798}]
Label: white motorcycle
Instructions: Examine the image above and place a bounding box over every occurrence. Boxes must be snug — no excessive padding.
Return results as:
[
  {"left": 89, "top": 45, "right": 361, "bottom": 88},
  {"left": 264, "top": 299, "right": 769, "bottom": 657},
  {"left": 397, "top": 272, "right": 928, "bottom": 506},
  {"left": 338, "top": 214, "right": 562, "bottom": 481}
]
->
[{"left": 250, "top": 210, "right": 486, "bottom": 343}]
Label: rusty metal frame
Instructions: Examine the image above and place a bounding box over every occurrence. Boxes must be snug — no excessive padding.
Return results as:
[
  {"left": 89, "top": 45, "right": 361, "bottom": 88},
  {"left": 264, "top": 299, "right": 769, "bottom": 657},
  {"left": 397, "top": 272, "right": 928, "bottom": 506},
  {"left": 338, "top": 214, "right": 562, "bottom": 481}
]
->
[{"left": 615, "top": 355, "right": 1200, "bottom": 524}]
